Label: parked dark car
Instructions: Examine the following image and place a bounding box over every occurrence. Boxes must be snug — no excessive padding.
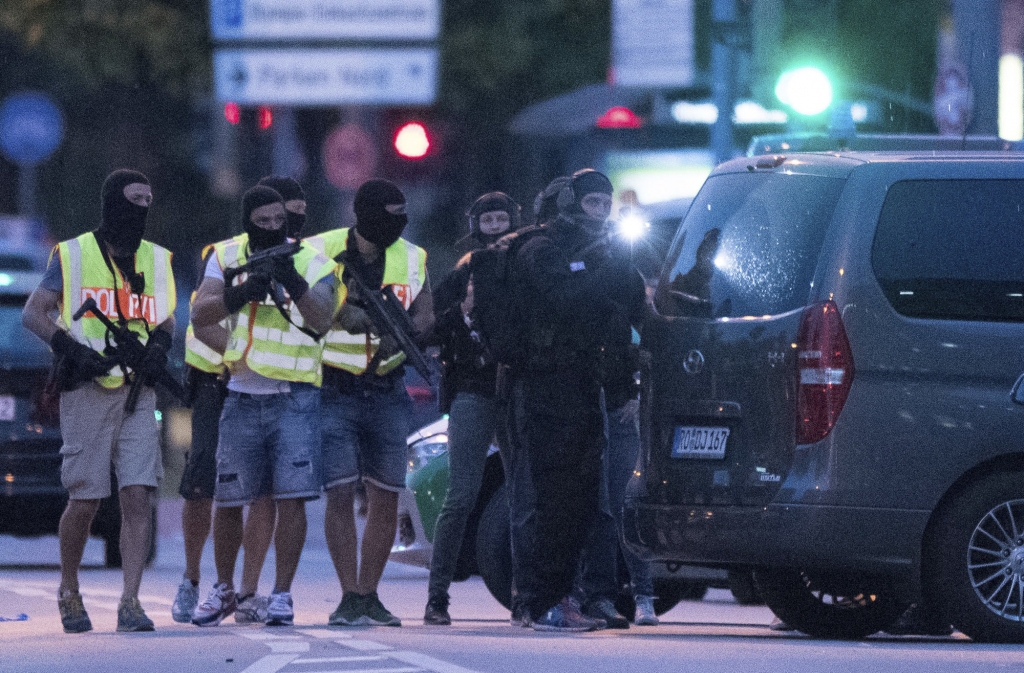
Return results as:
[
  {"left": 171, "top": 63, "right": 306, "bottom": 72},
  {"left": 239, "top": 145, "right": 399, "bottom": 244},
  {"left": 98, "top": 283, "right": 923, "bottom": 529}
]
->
[
  {"left": 623, "top": 151, "right": 1024, "bottom": 642},
  {"left": 0, "top": 246, "right": 149, "bottom": 567}
]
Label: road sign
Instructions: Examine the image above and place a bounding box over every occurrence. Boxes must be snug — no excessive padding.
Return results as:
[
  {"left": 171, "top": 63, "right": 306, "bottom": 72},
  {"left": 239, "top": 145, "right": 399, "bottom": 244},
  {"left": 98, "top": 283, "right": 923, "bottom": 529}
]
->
[
  {"left": 211, "top": 0, "right": 440, "bottom": 41},
  {"left": 612, "top": 0, "right": 695, "bottom": 88},
  {"left": 0, "top": 91, "right": 64, "bottom": 167},
  {"left": 214, "top": 48, "right": 437, "bottom": 105}
]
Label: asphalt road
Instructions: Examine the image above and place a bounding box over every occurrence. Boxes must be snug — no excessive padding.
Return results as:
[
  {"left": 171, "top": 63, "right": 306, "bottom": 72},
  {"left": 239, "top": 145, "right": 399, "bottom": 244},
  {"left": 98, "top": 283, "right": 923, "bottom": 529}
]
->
[{"left": 1, "top": 498, "right": 1022, "bottom": 673}]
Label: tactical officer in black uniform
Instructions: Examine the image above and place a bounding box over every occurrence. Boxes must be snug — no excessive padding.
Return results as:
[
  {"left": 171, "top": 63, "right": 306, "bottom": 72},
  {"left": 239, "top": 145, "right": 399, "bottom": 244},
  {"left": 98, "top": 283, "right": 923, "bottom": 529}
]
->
[
  {"left": 504, "top": 169, "right": 647, "bottom": 632},
  {"left": 423, "top": 192, "right": 521, "bottom": 625}
]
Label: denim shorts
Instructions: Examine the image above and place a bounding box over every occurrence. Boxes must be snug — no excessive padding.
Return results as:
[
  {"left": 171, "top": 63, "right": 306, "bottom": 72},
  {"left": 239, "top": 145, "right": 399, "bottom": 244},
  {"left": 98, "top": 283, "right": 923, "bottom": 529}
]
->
[
  {"left": 214, "top": 382, "right": 322, "bottom": 506},
  {"left": 320, "top": 374, "right": 412, "bottom": 492}
]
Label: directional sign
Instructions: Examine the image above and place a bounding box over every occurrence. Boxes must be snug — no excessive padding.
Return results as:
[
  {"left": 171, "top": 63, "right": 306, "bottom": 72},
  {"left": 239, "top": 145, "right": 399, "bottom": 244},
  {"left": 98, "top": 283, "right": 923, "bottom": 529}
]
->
[
  {"left": 214, "top": 48, "right": 437, "bottom": 105},
  {"left": 0, "top": 91, "right": 64, "bottom": 167},
  {"left": 613, "top": 0, "right": 695, "bottom": 88},
  {"left": 211, "top": 0, "right": 439, "bottom": 41}
]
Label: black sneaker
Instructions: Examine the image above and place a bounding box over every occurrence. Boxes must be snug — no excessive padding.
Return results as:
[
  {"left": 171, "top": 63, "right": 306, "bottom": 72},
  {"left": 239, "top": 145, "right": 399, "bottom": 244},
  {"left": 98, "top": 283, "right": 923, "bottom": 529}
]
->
[
  {"left": 423, "top": 594, "right": 451, "bottom": 626},
  {"left": 532, "top": 598, "right": 599, "bottom": 633},
  {"left": 510, "top": 604, "right": 533, "bottom": 628},
  {"left": 363, "top": 592, "right": 401, "bottom": 627},
  {"left": 584, "top": 598, "right": 630, "bottom": 629},
  {"left": 58, "top": 590, "right": 92, "bottom": 634}
]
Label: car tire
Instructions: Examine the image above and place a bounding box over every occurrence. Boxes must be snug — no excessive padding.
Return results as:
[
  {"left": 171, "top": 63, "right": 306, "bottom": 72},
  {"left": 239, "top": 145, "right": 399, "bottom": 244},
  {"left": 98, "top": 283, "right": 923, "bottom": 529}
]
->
[
  {"left": 926, "top": 471, "right": 1024, "bottom": 643},
  {"left": 728, "top": 567, "right": 765, "bottom": 605},
  {"left": 475, "top": 483, "right": 513, "bottom": 610},
  {"left": 754, "top": 567, "right": 905, "bottom": 639}
]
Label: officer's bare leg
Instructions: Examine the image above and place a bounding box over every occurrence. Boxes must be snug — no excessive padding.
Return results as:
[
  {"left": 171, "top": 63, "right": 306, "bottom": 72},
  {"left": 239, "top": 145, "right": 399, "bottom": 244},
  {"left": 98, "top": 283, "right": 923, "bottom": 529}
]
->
[
  {"left": 213, "top": 505, "right": 244, "bottom": 590},
  {"left": 272, "top": 498, "right": 306, "bottom": 592},
  {"left": 58, "top": 498, "right": 100, "bottom": 595},
  {"left": 181, "top": 497, "right": 212, "bottom": 584},
  {"left": 357, "top": 481, "right": 398, "bottom": 594},
  {"left": 239, "top": 496, "right": 276, "bottom": 596},
  {"left": 119, "top": 485, "right": 154, "bottom": 600},
  {"left": 324, "top": 483, "right": 358, "bottom": 593}
]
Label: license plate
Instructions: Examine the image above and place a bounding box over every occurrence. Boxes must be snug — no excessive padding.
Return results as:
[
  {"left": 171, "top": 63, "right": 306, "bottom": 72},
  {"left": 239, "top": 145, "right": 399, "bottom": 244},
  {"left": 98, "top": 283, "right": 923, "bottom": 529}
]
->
[
  {"left": 0, "top": 395, "right": 14, "bottom": 421},
  {"left": 671, "top": 426, "right": 729, "bottom": 459}
]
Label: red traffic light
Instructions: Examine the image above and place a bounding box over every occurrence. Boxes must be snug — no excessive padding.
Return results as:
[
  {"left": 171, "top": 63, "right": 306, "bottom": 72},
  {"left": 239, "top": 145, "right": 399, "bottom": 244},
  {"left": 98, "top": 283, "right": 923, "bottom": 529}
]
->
[
  {"left": 257, "top": 106, "right": 273, "bottom": 130},
  {"left": 394, "top": 122, "right": 430, "bottom": 159},
  {"left": 224, "top": 102, "right": 241, "bottom": 125}
]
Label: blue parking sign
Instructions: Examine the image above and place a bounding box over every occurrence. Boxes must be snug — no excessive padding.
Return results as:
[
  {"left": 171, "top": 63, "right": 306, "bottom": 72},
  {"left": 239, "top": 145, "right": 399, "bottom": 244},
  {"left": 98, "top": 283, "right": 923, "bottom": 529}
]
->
[{"left": 0, "top": 91, "right": 64, "bottom": 167}]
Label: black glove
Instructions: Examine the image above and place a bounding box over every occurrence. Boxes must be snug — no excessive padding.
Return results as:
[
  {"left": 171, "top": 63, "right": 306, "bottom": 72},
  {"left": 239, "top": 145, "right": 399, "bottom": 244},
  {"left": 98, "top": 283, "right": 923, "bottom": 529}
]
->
[
  {"left": 139, "top": 329, "right": 172, "bottom": 386},
  {"left": 50, "top": 329, "right": 113, "bottom": 382},
  {"left": 271, "top": 255, "right": 309, "bottom": 303},
  {"left": 223, "top": 272, "right": 272, "bottom": 313}
]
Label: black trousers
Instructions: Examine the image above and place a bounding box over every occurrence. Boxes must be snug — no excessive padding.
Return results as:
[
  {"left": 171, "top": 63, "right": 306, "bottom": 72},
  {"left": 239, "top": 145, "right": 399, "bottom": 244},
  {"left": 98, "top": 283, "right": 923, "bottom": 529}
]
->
[{"left": 507, "top": 379, "right": 604, "bottom": 621}]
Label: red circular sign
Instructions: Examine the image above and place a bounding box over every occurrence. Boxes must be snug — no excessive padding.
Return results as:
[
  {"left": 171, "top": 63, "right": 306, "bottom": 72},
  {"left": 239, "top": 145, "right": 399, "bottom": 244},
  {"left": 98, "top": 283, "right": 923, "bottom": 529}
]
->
[{"left": 322, "top": 123, "right": 378, "bottom": 191}]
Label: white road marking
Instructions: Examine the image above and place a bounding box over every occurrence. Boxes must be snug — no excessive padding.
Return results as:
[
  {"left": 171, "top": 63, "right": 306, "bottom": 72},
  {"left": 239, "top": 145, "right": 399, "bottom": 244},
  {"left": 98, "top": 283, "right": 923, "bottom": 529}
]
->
[
  {"left": 238, "top": 626, "right": 482, "bottom": 673},
  {"left": 291, "top": 656, "right": 385, "bottom": 664},
  {"left": 392, "top": 651, "right": 481, "bottom": 673},
  {"left": 295, "top": 629, "right": 352, "bottom": 638},
  {"left": 311, "top": 668, "right": 419, "bottom": 673},
  {"left": 339, "top": 639, "right": 392, "bottom": 651},
  {"left": 267, "top": 641, "right": 310, "bottom": 653},
  {"left": 7, "top": 587, "right": 50, "bottom": 597},
  {"left": 239, "top": 654, "right": 301, "bottom": 673}
]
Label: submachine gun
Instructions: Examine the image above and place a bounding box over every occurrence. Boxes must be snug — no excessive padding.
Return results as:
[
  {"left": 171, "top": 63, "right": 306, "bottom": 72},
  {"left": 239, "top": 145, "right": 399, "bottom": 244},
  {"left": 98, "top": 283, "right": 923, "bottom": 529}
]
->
[
  {"left": 339, "top": 251, "right": 439, "bottom": 387},
  {"left": 72, "top": 297, "right": 188, "bottom": 413},
  {"left": 222, "top": 240, "right": 321, "bottom": 340}
]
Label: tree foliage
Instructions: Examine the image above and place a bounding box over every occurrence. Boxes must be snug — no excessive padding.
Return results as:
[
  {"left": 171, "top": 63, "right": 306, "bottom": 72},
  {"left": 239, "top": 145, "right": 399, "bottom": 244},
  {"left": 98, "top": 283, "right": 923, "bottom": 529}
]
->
[{"left": 0, "top": 0, "right": 210, "bottom": 95}]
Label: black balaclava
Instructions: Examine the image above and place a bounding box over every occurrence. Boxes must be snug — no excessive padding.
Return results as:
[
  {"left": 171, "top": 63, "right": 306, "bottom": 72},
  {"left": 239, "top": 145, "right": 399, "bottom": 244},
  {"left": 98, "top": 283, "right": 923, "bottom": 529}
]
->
[
  {"left": 466, "top": 191, "right": 521, "bottom": 246},
  {"left": 353, "top": 179, "right": 407, "bottom": 250},
  {"left": 258, "top": 175, "right": 306, "bottom": 238},
  {"left": 96, "top": 169, "right": 150, "bottom": 254},
  {"left": 558, "top": 168, "right": 614, "bottom": 234},
  {"left": 533, "top": 176, "right": 571, "bottom": 226},
  {"left": 242, "top": 185, "right": 286, "bottom": 251}
]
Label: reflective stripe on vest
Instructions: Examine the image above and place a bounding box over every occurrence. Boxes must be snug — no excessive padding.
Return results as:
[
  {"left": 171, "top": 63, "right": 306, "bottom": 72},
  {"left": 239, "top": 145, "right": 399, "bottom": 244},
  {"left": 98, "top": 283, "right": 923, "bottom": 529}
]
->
[
  {"left": 183, "top": 235, "right": 247, "bottom": 374},
  {"left": 305, "top": 228, "right": 426, "bottom": 376},
  {"left": 221, "top": 240, "right": 336, "bottom": 384},
  {"left": 57, "top": 233, "right": 176, "bottom": 389}
]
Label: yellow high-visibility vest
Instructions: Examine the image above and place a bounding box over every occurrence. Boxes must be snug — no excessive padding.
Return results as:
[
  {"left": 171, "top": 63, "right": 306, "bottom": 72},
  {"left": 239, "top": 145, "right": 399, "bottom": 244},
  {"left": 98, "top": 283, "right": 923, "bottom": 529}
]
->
[
  {"left": 56, "top": 232, "right": 176, "bottom": 389},
  {"left": 183, "top": 234, "right": 247, "bottom": 375},
  {"left": 220, "top": 239, "right": 337, "bottom": 384},
  {"left": 304, "top": 228, "right": 426, "bottom": 376}
]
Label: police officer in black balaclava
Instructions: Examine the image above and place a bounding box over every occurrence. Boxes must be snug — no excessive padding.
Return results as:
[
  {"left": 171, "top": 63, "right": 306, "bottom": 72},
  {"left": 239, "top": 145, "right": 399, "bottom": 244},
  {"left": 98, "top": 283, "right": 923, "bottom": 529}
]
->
[
  {"left": 221, "top": 185, "right": 300, "bottom": 315},
  {"left": 258, "top": 175, "right": 307, "bottom": 239},
  {"left": 95, "top": 168, "right": 152, "bottom": 295},
  {"left": 352, "top": 178, "right": 408, "bottom": 252}
]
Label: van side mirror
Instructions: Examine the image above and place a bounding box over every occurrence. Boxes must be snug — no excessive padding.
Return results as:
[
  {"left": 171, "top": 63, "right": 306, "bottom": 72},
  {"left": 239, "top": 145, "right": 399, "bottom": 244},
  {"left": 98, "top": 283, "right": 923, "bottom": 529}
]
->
[{"left": 1013, "top": 374, "right": 1024, "bottom": 405}]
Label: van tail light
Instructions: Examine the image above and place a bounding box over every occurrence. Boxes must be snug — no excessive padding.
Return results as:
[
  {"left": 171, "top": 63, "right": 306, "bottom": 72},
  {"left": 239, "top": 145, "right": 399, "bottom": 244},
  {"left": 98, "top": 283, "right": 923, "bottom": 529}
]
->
[{"left": 796, "top": 301, "right": 854, "bottom": 444}]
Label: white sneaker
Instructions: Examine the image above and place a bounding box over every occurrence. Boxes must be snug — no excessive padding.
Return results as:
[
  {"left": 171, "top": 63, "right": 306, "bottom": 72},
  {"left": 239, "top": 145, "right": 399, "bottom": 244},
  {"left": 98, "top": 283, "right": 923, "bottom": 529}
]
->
[
  {"left": 172, "top": 578, "right": 199, "bottom": 623},
  {"left": 266, "top": 591, "right": 294, "bottom": 626},
  {"left": 235, "top": 593, "right": 269, "bottom": 624},
  {"left": 634, "top": 595, "right": 659, "bottom": 626},
  {"left": 191, "top": 582, "right": 237, "bottom": 627}
]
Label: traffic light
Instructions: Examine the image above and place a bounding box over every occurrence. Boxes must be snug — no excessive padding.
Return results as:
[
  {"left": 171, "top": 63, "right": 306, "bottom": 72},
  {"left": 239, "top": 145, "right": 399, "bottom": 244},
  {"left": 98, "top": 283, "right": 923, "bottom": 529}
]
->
[
  {"left": 775, "top": 66, "right": 834, "bottom": 116},
  {"left": 394, "top": 121, "right": 431, "bottom": 159}
]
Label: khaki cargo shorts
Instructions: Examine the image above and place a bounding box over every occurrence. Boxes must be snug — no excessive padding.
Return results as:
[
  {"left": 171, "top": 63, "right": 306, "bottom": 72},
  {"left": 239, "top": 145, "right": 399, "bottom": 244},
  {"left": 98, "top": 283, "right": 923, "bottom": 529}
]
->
[{"left": 59, "top": 382, "right": 162, "bottom": 500}]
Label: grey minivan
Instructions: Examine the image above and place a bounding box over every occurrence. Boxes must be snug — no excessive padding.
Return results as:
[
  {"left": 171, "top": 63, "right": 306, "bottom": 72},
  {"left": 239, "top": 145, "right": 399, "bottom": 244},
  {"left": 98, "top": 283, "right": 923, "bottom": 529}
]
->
[{"left": 622, "top": 151, "right": 1024, "bottom": 642}]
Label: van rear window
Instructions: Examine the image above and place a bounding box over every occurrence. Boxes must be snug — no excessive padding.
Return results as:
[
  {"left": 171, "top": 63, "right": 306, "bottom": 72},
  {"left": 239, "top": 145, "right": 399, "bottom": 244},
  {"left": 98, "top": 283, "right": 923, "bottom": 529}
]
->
[
  {"left": 656, "top": 173, "right": 843, "bottom": 318},
  {"left": 872, "top": 180, "right": 1024, "bottom": 322}
]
